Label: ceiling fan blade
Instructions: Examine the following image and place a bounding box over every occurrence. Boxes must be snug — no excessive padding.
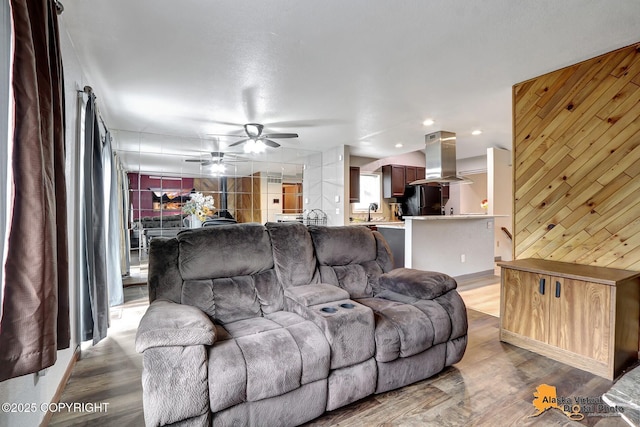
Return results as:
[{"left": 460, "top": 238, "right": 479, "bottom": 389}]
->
[
  {"left": 229, "top": 138, "right": 250, "bottom": 147},
  {"left": 263, "top": 133, "right": 298, "bottom": 139},
  {"left": 185, "top": 159, "right": 206, "bottom": 162},
  {"left": 206, "top": 133, "right": 247, "bottom": 138},
  {"left": 262, "top": 139, "right": 281, "bottom": 148}
]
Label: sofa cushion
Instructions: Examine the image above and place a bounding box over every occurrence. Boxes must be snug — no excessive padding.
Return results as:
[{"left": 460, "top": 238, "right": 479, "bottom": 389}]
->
[
  {"left": 181, "top": 270, "right": 282, "bottom": 324},
  {"left": 266, "top": 222, "right": 320, "bottom": 288},
  {"left": 284, "top": 284, "right": 350, "bottom": 307},
  {"left": 378, "top": 268, "right": 457, "bottom": 300},
  {"left": 177, "top": 224, "right": 273, "bottom": 281},
  {"left": 308, "top": 225, "right": 377, "bottom": 266},
  {"left": 355, "top": 297, "right": 437, "bottom": 363},
  {"left": 208, "top": 313, "right": 330, "bottom": 413}
]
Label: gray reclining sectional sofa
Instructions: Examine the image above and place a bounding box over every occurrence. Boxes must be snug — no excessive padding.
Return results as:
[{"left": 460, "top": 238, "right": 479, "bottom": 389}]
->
[{"left": 136, "top": 222, "right": 468, "bottom": 426}]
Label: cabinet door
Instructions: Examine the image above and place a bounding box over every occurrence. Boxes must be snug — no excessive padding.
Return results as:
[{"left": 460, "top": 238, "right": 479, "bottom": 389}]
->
[
  {"left": 547, "top": 278, "right": 611, "bottom": 363},
  {"left": 391, "top": 165, "right": 405, "bottom": 196},
  {"left": 383, "top": 165, "right": 406, "bottom": 198},
  {"left": 349, "top": 166, "right": 360, "bottom": 203},
  {"left": 501, "top": 269, "right": 549, "bottom": 342},
  {"left": 405, "top": 166, "right": 416, "bottom": 184},
  {"left": 416, "top": 167, "right": 425, "bottom": 180}
]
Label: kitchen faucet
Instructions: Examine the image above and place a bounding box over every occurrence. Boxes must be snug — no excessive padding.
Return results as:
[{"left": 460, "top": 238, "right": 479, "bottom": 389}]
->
[{"left": 367, "top": 203, "right": 378, "bottom": 222}]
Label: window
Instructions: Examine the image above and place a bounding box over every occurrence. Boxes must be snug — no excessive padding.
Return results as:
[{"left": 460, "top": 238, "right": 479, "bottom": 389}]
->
[{"left": 353, "top": 173, "right": 381, "bottom": 212}]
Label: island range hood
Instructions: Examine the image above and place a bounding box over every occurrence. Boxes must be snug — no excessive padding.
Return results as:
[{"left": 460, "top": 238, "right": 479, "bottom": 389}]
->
[{"left": 409, "top": 131, "right": 472, "bottom": 185}]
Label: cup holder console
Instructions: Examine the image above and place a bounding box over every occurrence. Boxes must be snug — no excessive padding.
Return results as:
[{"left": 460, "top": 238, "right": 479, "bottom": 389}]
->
[{"left": 319, "top": 302, "right": 357, "bottom": 314}]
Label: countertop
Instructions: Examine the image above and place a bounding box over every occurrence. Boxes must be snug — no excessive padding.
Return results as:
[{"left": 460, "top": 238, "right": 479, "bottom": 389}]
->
[
  {"left": 349, "top": 221, "right": 405, "bottom": 227},
  {"left": 403, "top": 214, "right": 502, "bottom": 220}
]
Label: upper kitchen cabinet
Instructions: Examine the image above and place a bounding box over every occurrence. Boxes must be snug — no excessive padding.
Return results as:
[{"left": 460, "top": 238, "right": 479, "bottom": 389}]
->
[
  {"left": 404, "top": 166, "right": 426, "bottom": 184},
  {"left": 349, "top": 166, "right": 360, "bottom": 203},
  {"left": 382, "top": 165, "right": 425, "bottom": 198},
  {"left": 382, "top": 165, "right": 405, "bottom": 198},
  {"left": 405, "top": 166, "right": 416, "bottom": 184}
]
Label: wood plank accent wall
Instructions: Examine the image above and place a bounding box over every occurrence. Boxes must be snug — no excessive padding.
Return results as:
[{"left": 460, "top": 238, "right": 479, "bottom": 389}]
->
[{"left": 513, "top": 43, "right": 640, "bottom": 269}]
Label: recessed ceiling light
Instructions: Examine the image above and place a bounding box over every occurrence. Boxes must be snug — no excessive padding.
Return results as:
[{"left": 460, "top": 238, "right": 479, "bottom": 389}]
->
[
  {"left": 395, "top": 143, "right": 403, "bottom": 148},
  {"left": 472, "top": 129, "right": 482, "bottom": 136},
  {"left": 423, "top": 119, "right": 435, "bottom": 126}
]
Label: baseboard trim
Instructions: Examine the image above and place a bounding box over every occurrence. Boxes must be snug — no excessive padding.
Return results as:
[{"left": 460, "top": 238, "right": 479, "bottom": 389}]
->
[{"left": 40, "top": 345, "right": 80, "bottom": 427}]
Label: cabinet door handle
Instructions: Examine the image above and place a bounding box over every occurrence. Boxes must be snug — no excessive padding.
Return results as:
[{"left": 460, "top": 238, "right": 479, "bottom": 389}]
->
[
  {"left": 555, "top": 281, "right": 561, "bottom": 298},
  {"left": 539, "top": 278, "right": 545, "bottom": 295}
]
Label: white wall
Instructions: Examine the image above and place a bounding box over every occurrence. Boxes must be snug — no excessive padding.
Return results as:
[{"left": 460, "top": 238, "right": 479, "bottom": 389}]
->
[
  {"left": 301, "top": 146, "right": 348, "bottom": 225},
  {"left": 302, "top": 152, "right": 323, "bottom": 215},
  {"left": 459, "top": 173, "right": 488, "bottom": 214},
  {"left": 0, "top": 15, "right": 86, "bottom": 427},
  {"left": 260, "top": 176, "right": 283, "bottom": 223},
  {"left": 488, "top": 147, "right": 513, "bottom": 261},
  {"left": 351, "top": 150, "right": 426, "bottom": 172},
  {"left": 322, "top": 145, "right": 348, "bottom": 225}
]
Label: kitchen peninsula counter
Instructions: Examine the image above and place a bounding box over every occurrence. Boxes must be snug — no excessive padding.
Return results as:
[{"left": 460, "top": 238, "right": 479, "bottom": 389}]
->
[{"left": 404, "top": 215, "right": 499, "bottom": 278}]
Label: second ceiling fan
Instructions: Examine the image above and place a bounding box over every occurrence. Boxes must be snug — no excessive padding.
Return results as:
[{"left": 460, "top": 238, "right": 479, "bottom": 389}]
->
[{"left": 215, "top": 123, "right": 299, "bottom": 153}]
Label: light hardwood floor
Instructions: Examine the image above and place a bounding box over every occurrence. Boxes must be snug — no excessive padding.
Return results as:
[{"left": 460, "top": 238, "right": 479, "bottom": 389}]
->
[
  {"left": 459, "top": 283, "right": 501, "bottom": 317},
  {"left": 48, "top": 277, "right": 626, "bottom": 426}
]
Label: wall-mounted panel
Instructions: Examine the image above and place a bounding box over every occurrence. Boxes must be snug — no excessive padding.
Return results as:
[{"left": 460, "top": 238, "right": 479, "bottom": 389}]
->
[{"left": 513, "top": 43, "right": 640, "bottom": 269}]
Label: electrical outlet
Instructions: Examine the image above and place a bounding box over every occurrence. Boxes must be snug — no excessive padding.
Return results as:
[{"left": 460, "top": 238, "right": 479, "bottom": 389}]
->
[
  {"left": 335, "top": 208, "right": 340, "bottom": 215},
  {"left": 461, "top": 254, "right": 466, "bottom": 263}
]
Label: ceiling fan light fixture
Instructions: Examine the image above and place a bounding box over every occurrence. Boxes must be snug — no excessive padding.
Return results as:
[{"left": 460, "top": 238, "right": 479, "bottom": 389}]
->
[
  {"left": 243, "top": 138, "right": 266, "bottom": 154},
  {"left": 209, "top": 162, "right": 226, "bottom": 174}
]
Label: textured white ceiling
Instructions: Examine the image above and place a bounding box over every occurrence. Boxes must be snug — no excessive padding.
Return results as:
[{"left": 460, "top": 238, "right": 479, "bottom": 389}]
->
[{"left": 61, "top": 0, "right": 640, "bottom": 165}]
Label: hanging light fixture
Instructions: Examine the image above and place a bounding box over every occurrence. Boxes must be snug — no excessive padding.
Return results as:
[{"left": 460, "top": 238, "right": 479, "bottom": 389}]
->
[{"left": 243, "top": 138, "right": 266, "bottom": 154}]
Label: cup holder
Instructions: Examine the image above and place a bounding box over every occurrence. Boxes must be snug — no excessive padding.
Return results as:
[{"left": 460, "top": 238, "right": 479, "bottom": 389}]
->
[
  {"left": 339, "top": 303, "right": 355, "bottom": 309},
  {"left": 321, "top": 307, "right": 338, "bottom": 314}
]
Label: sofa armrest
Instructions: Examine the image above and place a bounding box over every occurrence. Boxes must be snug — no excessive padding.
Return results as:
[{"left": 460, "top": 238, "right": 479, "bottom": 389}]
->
[
  {"left": 136, "top": 299, "right": 216, "bottom": 353},
  {"left": 284, "top": 283, "right": 350, "bottom": 307},
  {"left": 377, "top": 268, "right": 457, "bottom": 300}
]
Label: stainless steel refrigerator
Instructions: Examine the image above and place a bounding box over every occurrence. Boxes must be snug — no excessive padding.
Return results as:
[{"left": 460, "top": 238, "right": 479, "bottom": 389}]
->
[{"left": 401, "top": 184, "right": 443, "bottom": 216}]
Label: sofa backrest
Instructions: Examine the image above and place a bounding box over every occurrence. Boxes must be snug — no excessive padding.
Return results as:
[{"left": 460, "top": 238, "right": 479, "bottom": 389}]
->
[
  {"left": 148, "top": 223, "right": 284, "bottom": 324},
  {"left": 265, "top": 222, "right": 321, "bottom": 289},
  {"left": 306, "top": 225, "right": 394, "bottom": 298}
]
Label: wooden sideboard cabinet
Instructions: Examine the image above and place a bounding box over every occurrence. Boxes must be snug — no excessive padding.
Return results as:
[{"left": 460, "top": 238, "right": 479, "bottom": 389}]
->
[{"left": 498, "top": 258, "right": 640, "bottom": 380}]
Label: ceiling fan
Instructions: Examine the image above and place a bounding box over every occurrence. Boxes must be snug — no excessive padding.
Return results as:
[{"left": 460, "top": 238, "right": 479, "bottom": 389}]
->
[
  {"left": 211, "top": 123, "right": 299, "bottom": 153},
  {"left": 185, "top": 151, "right": 242, "bottom": 174}
]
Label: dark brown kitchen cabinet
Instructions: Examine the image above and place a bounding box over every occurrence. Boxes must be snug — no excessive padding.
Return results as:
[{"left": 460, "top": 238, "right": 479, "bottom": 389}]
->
[
  {"left": 441, "top": 184, "right": 450, "bottom": 200},
  {"left": 349, "top": 166, "right": 360, "bottom": 203},
  {"left": 405, "top": 166, "right": 416, "bottom": 184},
  {"left": 416, "top": 167, "right": 425, "bottom": 180},
  {"left": 382, "top": 165, "right": 406, "bottom": 198}
]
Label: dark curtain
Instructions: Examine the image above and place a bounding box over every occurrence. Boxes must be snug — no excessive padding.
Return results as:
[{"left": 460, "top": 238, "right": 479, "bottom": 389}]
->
[
  {"left": 0, "top": 0, "right": 69, "bottom": 382},
  {"left": 80, "top": 93, "right": 109, "bottom": 344}
]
